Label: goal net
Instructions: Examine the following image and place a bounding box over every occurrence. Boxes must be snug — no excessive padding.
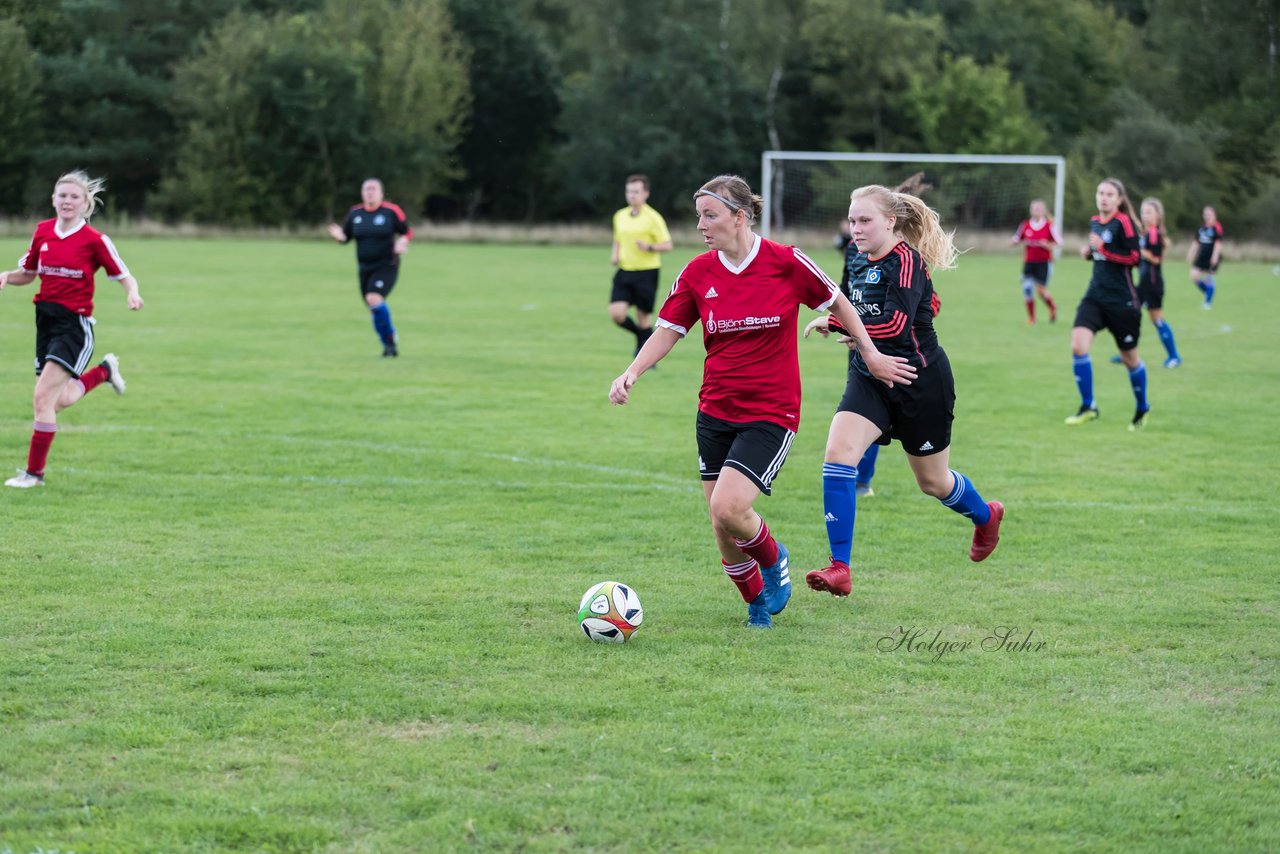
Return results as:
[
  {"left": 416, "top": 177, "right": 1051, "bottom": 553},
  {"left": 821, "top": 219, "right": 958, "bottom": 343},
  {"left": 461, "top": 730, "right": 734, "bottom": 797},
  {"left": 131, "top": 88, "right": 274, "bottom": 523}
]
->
[{"left": 761, "top": 151, "right": 1065, "bottom": 255}]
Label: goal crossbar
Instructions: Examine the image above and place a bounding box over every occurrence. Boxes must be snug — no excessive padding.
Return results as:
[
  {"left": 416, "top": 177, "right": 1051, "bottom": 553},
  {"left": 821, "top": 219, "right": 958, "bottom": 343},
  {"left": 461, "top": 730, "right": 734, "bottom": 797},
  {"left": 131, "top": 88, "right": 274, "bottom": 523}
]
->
[{"left": 761, "top": 150, "right": 1066, "bottom": 239}]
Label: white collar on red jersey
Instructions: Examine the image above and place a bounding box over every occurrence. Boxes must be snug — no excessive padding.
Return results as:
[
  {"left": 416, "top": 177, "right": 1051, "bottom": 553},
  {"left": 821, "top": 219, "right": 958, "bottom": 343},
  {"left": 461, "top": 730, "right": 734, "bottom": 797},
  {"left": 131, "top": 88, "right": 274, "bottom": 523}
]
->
[
  {"left": 718, "top": 233, "right": 761, "bottom": 275},
  {"left": 54, "top": 219, "right": 87, "bottom": 239}
]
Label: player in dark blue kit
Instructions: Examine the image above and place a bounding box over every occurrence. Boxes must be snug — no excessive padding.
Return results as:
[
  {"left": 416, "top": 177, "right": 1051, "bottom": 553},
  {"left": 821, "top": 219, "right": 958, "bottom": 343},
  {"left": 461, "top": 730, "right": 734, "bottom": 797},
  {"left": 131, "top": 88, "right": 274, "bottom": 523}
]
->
[
  {"left": 327, "top": 178, "right": 412, "bottom": 356},
  {"left": 1065, "top": 178, "right": 1149, "bottom": 430},
  {"left": 805, "top": 184, "right": 1004, "bottom": 597},
  {"left": 1187, "top": 205, "right": 1223, "bottom": 310}
]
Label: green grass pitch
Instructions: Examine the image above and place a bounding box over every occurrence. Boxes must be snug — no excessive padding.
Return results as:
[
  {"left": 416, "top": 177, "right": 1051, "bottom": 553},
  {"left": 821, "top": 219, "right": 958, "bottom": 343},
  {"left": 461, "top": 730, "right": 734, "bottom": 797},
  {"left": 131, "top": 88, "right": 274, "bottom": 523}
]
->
[{"left": 1, "top": 236, "right": 1276, "bottom": 852}]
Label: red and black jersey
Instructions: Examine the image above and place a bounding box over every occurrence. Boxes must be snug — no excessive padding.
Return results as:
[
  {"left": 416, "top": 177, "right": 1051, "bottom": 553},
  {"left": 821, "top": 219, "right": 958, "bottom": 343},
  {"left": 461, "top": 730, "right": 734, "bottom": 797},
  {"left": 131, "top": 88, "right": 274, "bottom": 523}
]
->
[
  {"left": 1085, "top": 212, "right": 1140, "bottom": 307},
  {"left": 1013, "top": 217, "right": 1060, "bottom": 263},
  {"left": 656, "top": 236, "right": 839, "bottom": 430},
  {"left": 341, "top": 202, "right": 412, "bottom": 269},
  {"left": 17, "top": 219, "right": 130, "bottom": 316},
  {"left": 834, "top": 240, "right": 942, "bottom": 378}
]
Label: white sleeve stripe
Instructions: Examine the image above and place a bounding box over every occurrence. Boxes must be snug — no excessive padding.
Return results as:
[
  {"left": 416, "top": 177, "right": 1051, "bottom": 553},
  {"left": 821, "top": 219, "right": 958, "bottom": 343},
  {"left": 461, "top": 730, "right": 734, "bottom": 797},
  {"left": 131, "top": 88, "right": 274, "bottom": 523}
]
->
[
  {"left": 99, "top": 234, "right": 131, "bottom": 279},
  {"left": 17, "top": 249, "right": 34, "bottom": 271},
  {"left": 793, "top": 247, "right": 839, "bottom": 290},
  {"left": 656, "top": 318, "right": 688, "bottom": 337}
]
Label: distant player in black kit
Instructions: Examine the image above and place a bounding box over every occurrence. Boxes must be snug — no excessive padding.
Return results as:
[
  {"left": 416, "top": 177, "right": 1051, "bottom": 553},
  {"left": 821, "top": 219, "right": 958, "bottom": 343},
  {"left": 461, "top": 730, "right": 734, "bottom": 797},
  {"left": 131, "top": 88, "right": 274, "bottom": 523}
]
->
[
  {"left": 804, "top": 184, "right": 1004, "bottom": 598},
  {"left": 1065, "top": 178, "right": 1149, "bottom": 430},
  {"left": 1187, "top": 205, "right": 1223, "bottom": 309},
  {"left": 327, "top": 178, "right": 412, "bottom": 356}
]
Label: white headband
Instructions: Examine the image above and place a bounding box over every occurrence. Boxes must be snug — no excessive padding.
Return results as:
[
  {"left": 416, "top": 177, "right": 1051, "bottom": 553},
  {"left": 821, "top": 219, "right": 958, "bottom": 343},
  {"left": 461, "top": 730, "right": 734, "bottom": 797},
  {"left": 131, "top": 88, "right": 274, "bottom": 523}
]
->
[{"left": 695, "top": 189, "right": 741, "bottom": 212}]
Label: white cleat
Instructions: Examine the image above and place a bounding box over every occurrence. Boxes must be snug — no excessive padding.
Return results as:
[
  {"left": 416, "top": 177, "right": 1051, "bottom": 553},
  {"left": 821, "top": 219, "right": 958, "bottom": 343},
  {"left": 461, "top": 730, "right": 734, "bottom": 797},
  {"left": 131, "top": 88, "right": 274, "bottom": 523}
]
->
[
  {"left": 102, "top": 353, "right": 126, "bottom": 395},
  {"left": 5, "top": 468, "right": 44, "bottom": 488}
]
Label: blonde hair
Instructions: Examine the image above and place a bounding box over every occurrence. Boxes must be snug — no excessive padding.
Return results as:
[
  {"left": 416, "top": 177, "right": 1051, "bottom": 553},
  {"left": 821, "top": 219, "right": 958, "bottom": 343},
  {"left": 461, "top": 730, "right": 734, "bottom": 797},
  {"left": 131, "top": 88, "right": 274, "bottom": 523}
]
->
[
  {"left": 694, "top": 174, "right": 764, "bottom": 225},
  {"left": 54, "top": 170, "right": 107, "bottom": 219},
  {"left": 1140, "top": 196, "right": 1168, "bottom": 247},
  {"left": 850, "top": 184, "right": 957, "bottom": 271}
]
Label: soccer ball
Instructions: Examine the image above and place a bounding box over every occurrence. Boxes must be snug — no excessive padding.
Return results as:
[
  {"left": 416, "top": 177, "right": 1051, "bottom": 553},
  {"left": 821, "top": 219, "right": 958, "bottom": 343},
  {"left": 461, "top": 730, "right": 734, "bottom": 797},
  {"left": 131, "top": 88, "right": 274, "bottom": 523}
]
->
[{"left": 577, "top": 581, "right": 643, "bottom": 643}]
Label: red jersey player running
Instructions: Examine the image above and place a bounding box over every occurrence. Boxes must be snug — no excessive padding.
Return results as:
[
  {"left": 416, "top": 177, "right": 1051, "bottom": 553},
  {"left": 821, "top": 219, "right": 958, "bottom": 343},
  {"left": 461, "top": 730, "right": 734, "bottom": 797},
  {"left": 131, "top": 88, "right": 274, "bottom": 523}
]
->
[
  {"left": 0, "top": 170, "right": 144, "bottom": 488},
  {"left": 609, "top": 174, "right": 915, "bottom": 629},
  {"left": 1011, "top": 198, "right": 1060, "bottom": 324}
]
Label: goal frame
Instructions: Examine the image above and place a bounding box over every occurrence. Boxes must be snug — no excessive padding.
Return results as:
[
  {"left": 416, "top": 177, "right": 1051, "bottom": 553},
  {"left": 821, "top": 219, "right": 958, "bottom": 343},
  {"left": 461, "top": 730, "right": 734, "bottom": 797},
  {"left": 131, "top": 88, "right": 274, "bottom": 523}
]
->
[{"left": 760, "top": 150, "right": 1066, "bottom": 239}]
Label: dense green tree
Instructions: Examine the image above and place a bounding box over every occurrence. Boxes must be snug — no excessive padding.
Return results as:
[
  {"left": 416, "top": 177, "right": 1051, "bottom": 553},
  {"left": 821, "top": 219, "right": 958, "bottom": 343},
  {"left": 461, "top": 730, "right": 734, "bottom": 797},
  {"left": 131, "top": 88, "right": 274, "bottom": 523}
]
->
[
  {"left": 0, "top": 20, "right": 40, "bottom": 210},
  {"left": 157, "top": 0, "right": 469, "bottom": 223},
  {"left": 445, "top": 0, "right": 562, "bottom": 220}
]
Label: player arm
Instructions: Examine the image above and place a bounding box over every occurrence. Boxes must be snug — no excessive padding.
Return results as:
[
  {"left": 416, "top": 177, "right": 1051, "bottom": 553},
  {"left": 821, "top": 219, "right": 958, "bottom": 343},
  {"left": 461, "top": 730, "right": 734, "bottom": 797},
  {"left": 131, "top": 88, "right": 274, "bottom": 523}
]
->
[
  {"left": 1210, "top": 229, "right": 1222, "bottom": 267},
  {"left": 827, "top": 292, "right": 916, "bottom": 387},
  {"left": 0, "top": 269, "right": 37, "bottom": 288},
  {"left": 640, "top": 218, "right": 674, "bottom": 254},
  {"left": 393, "top": 206, "right": 411, "bottom": 254},
  {"left": 609, "top": 324, "right": 681, "bottom": 405},
  {"left": 610, "top": 240, "right": 620, "bottom": 267}
]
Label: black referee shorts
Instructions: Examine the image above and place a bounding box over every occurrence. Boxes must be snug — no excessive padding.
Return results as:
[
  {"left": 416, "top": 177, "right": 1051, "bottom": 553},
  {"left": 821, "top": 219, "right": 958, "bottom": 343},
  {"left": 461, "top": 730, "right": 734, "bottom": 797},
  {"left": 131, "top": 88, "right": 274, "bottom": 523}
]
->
[
  {"left": 611, "top": 268, "right": 659, "bottom": 313},
  {"left": 837, "top": 353, "right": 954, "bottom": 457},
  {"left": 695, "top": 411, "right": 795, "bottom": 496},
  {"left": 34, "top": 301, "right": 95, "bottom": 378},
  {"left": 1073, "top": 297, "right": 1141, "bottom": 351}
]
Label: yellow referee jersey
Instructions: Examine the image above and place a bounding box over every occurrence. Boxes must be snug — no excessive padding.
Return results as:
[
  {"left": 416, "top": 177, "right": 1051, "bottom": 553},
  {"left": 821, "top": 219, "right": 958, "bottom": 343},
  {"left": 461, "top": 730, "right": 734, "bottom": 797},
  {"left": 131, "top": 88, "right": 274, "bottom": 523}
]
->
[{"left": 613, "top": 204, "right": 671, "bottom": 272}]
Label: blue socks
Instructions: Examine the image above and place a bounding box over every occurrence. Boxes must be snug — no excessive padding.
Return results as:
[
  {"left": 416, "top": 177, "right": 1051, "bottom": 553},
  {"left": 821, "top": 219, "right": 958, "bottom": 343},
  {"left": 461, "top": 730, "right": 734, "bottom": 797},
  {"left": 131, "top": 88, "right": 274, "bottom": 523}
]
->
[
  {"left": 1203, "top": 275, "right": 1215, "bottom": 305},
  {"left": 822, "top": 462, "right": 858, "bottom": 564},
  {"left": 1155, "top": 319, "right": 1180, "bottom": 361},
  {"left": 1073, "top": 354, "right": 1094, "bottom": 409},
  {"left": 370, "top": 303, "right": 396, "bottom": 344},
  {"left": 857, "top": 444, "right": 879, "bottom": 487},
  {"left": 1129, "top": 361, "right": 1148, "bottom": 412},
  {"left": 941, "top": 470, "right": 992, "bottom": 525}
]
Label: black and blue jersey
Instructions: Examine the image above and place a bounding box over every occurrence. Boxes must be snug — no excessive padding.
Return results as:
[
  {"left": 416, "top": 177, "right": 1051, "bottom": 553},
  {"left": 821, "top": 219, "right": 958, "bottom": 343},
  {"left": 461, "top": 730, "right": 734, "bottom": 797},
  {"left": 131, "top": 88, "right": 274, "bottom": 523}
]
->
[{"left": 342, "top": 203, "right": 411, "bottom": 270}]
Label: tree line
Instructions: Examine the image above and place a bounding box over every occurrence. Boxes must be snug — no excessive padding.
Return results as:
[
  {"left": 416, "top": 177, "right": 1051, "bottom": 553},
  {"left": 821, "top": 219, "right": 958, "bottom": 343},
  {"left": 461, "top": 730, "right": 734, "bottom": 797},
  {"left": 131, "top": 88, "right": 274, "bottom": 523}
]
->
[{"left": 0, "top": 0, "right": 1276, "bottom": 236}]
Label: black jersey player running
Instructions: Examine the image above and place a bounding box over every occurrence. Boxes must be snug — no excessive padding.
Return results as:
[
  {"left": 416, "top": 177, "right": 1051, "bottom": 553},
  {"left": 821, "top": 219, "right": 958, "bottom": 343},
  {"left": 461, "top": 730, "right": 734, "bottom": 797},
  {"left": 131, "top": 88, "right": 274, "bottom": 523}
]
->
[
  {"left": 1065, "top": 178, "right": 1150, "bottom": 430},
  {"left": 327, "top": 178, "right": 412, "bottom": 357},
  {"left": 804, "top": 184, "right": 1004, "bottom": 597}
]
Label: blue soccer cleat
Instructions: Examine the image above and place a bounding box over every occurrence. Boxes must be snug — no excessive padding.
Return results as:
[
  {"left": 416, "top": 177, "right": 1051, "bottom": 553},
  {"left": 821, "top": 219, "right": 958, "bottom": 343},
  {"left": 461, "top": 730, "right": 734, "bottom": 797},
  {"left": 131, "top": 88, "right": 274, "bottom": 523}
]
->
[
  {"left": 759, "top": 543, "right": 792, "bottom": 615},
  {"left": 747, "top": 596, "right": 773, "bottom": 629}
]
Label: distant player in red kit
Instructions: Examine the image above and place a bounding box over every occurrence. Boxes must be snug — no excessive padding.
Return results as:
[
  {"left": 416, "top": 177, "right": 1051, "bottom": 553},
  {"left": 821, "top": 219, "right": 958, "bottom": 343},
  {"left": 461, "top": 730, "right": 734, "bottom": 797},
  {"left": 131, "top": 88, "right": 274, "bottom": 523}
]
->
[
  {"left": 1011, "top": 199, "right": 1060, "bottom": 324},
  {"left": 609, "top": 174, "right": 915, "bottom": 629},
  {"left": 0, "top": 170, "right": 144, "bottom": 488},
  {"left": 327, "top": 178, "right": 412, "bottom": 356}
]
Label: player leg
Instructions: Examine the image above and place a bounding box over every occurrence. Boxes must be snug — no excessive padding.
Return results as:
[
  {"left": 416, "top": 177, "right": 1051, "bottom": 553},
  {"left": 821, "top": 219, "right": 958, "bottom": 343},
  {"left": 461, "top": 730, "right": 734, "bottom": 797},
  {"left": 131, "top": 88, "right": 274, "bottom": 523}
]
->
[
  {"left": 906, "top": 449, "right": 1003, "bottom": 562},
  {"left": 1116, "top": 322, "right": 1149, "bottom": 430},
  {"left": 856, "top": 442, "right": 880, "bottom": 498},
  {"left": 1036, "top": 282, "right": 1057, "bottom": 323},
  {"left": 1021, "top": 275, "right": 1036, "bottom": 323},
  {"left": 632, "top": 271, "right": 658, "bottom": 355},
  {"left": 1066, "top": 308, "right": 1100, "bottom": 423},
  {"left": 811, "top": 411, "right": 882, "bottom": 597},
  {"left": 364, "top": 266, "right": 399, "bottom": 356},
  {"left": 609, "top": 270, "right": 643, "bottom": 349},
  {"left": 1149, "top": 294, "right": 1180, "bottom": 368},
  {"left": 8, "top": 363, "right": 75, "bottom": 487},
  {"left": 1202, "top": 266, "right": 1217, "bottom": 308}
]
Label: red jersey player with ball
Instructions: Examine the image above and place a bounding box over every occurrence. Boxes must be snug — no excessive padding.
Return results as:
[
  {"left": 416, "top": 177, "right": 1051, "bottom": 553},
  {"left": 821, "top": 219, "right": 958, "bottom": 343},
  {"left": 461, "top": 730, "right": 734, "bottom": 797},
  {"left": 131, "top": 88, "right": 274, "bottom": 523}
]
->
[
  {"left": 609, "top": 174, "right": 915, "bottom": 629},
  {"left": 0, "top": 171, "right": 143, "bottom": 488}
]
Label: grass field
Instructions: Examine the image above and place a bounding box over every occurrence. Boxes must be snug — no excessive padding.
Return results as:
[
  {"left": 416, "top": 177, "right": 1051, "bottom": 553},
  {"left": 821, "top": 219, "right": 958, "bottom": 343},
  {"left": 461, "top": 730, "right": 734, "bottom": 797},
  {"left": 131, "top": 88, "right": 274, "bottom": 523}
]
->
[{"left": 1, "top": 236, "right": 1277, "bottom": 852}]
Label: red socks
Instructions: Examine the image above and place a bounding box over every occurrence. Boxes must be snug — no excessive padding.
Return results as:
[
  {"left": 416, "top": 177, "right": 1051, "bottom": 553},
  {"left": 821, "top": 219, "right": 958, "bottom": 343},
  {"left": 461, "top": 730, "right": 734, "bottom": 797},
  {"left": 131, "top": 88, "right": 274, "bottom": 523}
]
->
[
  {"left": 26, "top": 421, "right": 57, "bottom": 477},
  {"left": 722, "top": 558, "right": 763, "bottom": 603},
  {"left": 79, "top": 364, "right": 108, "bottom": 393},
  {"left": 1025, "top": 300, "right": 1036, "bottom": 322},
  {"left": 735, "top": 519, "right": 779, "bottom": 569}
]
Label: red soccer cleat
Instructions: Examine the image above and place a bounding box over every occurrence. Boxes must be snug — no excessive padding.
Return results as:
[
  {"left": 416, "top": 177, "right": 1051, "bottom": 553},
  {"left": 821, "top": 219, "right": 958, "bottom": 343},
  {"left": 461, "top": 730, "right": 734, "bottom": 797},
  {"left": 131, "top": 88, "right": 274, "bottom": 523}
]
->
[
  {"left": 969, "top": 501, "right": 1004, "bottom": 562},
  {"left": 806, "top": 560, "right": 852, "bottom": 597}
]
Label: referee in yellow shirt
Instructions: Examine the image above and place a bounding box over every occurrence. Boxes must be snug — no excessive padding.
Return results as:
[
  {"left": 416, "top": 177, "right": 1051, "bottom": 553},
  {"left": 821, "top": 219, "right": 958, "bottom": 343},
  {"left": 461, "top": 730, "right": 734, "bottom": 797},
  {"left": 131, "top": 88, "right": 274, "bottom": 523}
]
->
[{"left": 610, "top": 174, "right": 673, "bottom": 354}]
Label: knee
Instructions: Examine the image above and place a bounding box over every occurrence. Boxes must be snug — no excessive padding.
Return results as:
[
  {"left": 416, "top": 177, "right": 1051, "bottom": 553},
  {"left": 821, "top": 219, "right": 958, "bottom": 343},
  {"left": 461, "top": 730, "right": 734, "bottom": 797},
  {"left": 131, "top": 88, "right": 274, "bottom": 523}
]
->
[
  {"left": 915, "top": 470, "right": 952, "bottom": 498},
  {"left": 707, "top": 494, "right": 750, "bottom": 538},
  {"left": 607, "top": 305, "right": 627, "bottom": 324},
  {"left": 365, "top": 294, "right": 383, "bottom": 309}
]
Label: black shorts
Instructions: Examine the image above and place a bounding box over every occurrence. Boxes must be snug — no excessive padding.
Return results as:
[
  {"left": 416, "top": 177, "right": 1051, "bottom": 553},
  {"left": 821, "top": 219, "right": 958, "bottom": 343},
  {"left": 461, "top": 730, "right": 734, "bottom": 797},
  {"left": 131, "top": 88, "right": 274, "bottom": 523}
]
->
[
  {"left": 611, "top": 268, "right": 659, "bottom": 313},
  {"left": 1073, "top": 297, "right": 1141, "bottom": 351},
  {"left": 359, "top": 263, "right": 399, "bottom": 298},
  {"left": 34, "top": 301, "right": 95, "bottom": 378},
  {"left": 695, "top": 411, "right": 795, "bottom": 496},
  {"left": 837, "top": 352, "right": 954, "bottom": 457},
  {"left": 1193, "top": 250, "right": 1219, "bottom": 273},
  {"left": 1137, "top": 266, "right": 1164, "bottom": 310},
  {"left": 1022, "top": 261, "right": 1051, "bottom": 285}
]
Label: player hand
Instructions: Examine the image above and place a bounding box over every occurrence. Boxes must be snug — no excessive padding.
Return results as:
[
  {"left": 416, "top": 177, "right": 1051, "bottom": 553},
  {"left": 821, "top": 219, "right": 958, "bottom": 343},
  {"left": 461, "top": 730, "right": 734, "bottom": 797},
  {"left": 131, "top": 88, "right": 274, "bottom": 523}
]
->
[
  {"left": 1080, "top": 244, "right": 1092, "bottom": 260},
  {"left": 863, "top": 350, "right": 916, "bottom": 388},
  {"left": 326, "top": 223, "right": 345, "bottom": 242},
  {"left": 609, "top": 371, "right": 637, "bottom": 405},
  {"left": 394, "top": 236, "right": 410, "bottom": 255},
  {"left": 0, "top": 271, "right": 7, "bottom": 290},
  {"left": 803, "top": 316, "right": 830, "bottom": 338},
  {"left": 127, "top": 293, "right": 144, "bottom": 310}
]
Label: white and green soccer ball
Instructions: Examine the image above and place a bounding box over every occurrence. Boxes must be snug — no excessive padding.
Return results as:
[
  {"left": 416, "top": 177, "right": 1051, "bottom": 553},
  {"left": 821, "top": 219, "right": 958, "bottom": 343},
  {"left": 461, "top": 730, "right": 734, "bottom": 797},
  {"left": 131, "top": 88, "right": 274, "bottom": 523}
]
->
[{"left": 577, "top": 581, "right": 643, "bottom": 643}]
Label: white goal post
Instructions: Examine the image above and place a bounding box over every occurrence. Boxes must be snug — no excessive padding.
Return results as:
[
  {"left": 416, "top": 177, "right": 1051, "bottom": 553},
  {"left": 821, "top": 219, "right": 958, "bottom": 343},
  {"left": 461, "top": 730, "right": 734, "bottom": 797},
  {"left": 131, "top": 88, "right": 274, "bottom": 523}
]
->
[{"left": 761, "top": 150, "right": 1066, "bottom": 246}]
